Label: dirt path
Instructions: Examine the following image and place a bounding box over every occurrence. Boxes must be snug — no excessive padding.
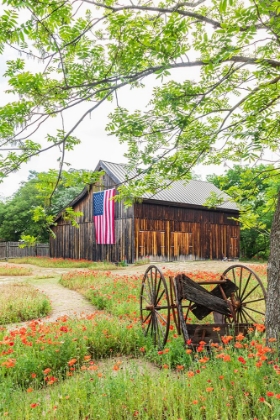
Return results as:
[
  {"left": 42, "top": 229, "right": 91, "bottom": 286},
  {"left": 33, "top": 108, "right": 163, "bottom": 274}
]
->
[{"left": 0, "top": 259, "right": 257, "bottom": 329}]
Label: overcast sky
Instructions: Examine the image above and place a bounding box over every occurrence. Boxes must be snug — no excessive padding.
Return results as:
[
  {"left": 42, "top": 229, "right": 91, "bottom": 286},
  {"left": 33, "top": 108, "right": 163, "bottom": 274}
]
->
[{"left": 0, "top": 42, "right": 223, "bottom": 200}]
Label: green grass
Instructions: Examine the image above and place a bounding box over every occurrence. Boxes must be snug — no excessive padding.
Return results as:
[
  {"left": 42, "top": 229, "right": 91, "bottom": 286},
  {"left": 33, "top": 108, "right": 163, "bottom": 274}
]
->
[
  {"left": 0, "top": 264, "right": 32, "bottom": 276},
  {"left": 60, "top": 270, "right": 140, "bottom": 319},
  {"left": 0, "top": 282, "right": 51, "bottom": 323},
  {"left": 1, "top": 262, "right": 278, "bottom": 419},
  {"left": 8, "top": 257, "right": 118, "bottom": 270}
]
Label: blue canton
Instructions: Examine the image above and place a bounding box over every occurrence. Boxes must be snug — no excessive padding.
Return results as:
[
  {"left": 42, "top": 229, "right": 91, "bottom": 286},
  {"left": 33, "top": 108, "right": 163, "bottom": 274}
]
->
[{"left": 93, "top": 192, "right": 104, "bottom": 216}]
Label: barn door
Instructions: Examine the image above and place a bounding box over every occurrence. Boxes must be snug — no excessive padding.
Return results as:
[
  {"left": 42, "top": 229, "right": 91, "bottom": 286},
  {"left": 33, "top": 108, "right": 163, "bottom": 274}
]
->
[
  {"left": 170, "top": 232, "right": 193, "bottom": 260},
  {"left": 137, "top": 231, "right": 166, "bottom": 260}
]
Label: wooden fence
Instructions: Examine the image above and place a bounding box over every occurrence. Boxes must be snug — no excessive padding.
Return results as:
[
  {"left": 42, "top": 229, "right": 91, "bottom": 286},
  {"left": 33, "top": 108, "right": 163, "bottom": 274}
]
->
[{"left": 0, "top": 242, "right": 49, "bottom": 260}]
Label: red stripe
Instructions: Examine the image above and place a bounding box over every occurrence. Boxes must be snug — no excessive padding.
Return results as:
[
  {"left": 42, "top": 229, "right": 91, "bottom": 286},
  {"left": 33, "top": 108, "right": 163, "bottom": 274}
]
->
[{"left": 94, "top": 188, "right": 115, "bottom": 244}]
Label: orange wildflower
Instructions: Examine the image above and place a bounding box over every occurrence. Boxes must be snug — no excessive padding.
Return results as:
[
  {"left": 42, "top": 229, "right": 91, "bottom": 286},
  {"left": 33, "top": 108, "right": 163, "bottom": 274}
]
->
[
  {"left": 234, "top": 342, "right": 243, "bottom": 349},
  {"left": 199, "top": 357, "right": 209, "bottom": 364},
  {"left": 254, "top": 324, "right": 265, "bottom": 332},
  {"left": 221, "top": 335, "right": 233, "bottom": 345},
  {"left": 30, "top": 403, "right": 39, "bottom": 408},
  {"left": 43, "top": 368, "right": 51, "bottom": 375},
  {"left": 235, "top": 333, "right": 245, "bottom": 341},
  {"left": 26, "top": 388, "right": 33, "bottom": 393},
  {"left": 267, "top": 392, "right": 274, "bottom": 397},
  {"left": 68, "top": 358, "right": 77, "bottom": 366},
  {"left": 187, "top": 371, "right": 195, "bottom": 378},
  {"left": 88, "top": 365, "right": 98, "bottom": 371},
  {"left": 206, "top": 387, "right": 214, "bottom": 392},
  {"left": 2, "top": 359, "right": 16, "bottom": 368}
]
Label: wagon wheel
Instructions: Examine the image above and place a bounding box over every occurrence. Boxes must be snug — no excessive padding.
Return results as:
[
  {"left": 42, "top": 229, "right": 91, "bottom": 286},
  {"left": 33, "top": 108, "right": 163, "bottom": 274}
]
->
[
  {"left": 140, "top": 265, "right": 170, "bottom": 349},
  {"left": 173, "top": 277, "right": 195, "bottom": 344},
  {"left": 222, "top": 264, "right": 266, "bottom": 325},
  {"left": 168, "top": 276, "right": 181, "bottom": 334}
]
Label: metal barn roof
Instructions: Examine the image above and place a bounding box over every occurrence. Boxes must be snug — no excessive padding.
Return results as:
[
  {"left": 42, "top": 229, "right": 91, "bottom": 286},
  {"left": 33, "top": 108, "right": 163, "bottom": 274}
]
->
[{"left": 96, "top": 160, "right": 238, "bottom": 211}]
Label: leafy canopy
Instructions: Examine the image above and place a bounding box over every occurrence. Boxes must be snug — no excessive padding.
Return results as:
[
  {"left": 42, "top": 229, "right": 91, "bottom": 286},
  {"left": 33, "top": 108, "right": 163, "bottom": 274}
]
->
[
  {"left": 0, "top": 0, "right": 279, "bottom": 201},
  {"left": 207, "top": 164, "right": 280, "bottom": 259},
  {"left": 0, "top": 169, "right": 100, "bottom": 241}
]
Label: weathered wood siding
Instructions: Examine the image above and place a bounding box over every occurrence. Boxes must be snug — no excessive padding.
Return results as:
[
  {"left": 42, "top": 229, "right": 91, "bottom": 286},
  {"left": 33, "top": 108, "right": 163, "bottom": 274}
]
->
[
  {"left": 134, "top": 202, "right": 239, "bottom": 261},
  {"left": 0, "top": 242, "right": 49, "bottom": 259},
  {"left": 50, "top": 173, "right": 135, "bottom": 263},
  {"left": 50, "top": 173, "right": 240, "bottom": 263}
]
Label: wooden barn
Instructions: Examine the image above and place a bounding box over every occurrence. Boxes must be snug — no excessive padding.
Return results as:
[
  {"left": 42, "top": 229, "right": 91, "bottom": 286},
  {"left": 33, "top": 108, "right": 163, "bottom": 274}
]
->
[{"left": 50, "top": 160, "right": 240, "bottom": 263}]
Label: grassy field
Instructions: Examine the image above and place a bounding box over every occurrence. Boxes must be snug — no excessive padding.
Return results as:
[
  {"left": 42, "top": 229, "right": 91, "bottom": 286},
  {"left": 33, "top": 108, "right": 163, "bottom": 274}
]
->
[
  {"left": 1, "top": 262, "right": 279, "bottom": 419},
  {"left": 8, "top": 257, "right": 118, "bottom": 270},
  {"left": 0, "top": 264, "right": 32, "bottom": 276},
  {"left": 0, "top": 282, "right": 51, "bottom": 323}
]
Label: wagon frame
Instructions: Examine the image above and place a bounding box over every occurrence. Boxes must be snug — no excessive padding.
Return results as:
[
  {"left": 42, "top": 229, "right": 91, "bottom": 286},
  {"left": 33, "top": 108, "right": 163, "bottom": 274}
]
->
[{"left": 140, "top": 264, "right": 266, "bottom": 349}]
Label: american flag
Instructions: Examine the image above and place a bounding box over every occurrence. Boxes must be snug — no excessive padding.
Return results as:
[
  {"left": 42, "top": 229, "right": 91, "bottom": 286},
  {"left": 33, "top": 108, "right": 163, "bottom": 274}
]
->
[{"left": 93, "top": 188, "right": 116, "bottom": 244}]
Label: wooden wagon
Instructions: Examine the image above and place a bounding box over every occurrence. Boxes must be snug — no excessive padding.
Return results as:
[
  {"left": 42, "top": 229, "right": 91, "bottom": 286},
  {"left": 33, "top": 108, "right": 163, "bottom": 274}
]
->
[{"left": 140, "top": 264, "right": 266, "bottom": 349}]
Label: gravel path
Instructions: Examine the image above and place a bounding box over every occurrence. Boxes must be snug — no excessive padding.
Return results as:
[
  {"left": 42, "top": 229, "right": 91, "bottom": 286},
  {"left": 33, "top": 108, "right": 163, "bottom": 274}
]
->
[{"left": 0, "top": 259, "right": 254, "bottom": 329}]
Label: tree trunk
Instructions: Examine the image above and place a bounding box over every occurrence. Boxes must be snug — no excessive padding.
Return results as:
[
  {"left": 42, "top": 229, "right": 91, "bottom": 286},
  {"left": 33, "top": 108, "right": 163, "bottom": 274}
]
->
[{"left": 266, "top": 190, "right": 280, "bottom": 339}]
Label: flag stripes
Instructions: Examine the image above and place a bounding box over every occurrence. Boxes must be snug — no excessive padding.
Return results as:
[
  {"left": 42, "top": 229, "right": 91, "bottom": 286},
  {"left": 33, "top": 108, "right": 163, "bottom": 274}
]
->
[{"left": 93, "top": 188, "right": 116, "bottom": 244}]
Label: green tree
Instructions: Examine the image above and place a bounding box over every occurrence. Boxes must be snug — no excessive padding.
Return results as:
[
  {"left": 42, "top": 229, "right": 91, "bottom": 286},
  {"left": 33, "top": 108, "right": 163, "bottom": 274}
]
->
[
  {"left": 207, "top": 165, "right": 280, "bottom": 260},
  {"left": 0, "top": 172, "right": 47, "bottom": 241},
  {"left": 1, "top": 0, "right": 280, "bottom": 337},
  {"left": 0, "top": 169, "right": 97, "bottom": 241}
]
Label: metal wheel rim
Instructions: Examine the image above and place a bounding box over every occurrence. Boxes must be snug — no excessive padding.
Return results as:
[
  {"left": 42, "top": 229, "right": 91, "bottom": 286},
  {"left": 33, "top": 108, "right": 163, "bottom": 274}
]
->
[
  {"left": 140, "top": 265, "right": 170, "bottom": 349},
  {"left": 222, "top": 264, "right": 266, "bottom": 325}
]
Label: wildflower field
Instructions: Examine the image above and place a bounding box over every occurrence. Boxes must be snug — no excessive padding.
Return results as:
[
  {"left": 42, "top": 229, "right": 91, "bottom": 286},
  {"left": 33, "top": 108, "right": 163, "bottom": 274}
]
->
[
  {"left": 9, "top": 257, "right": 118, "bottom": 270},
  {"left": 1, "top": 262, "right": 280, "bottom": 419}
]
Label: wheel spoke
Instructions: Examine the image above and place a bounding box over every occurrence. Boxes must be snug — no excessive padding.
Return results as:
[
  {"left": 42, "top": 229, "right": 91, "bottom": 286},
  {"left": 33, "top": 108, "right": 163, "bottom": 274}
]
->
[
  {"left": 155, "top": 311, "right": 166, "bottom": 335},
  {"left": 232, "top": 267, "right": 237, "bottom": 286},
  {"left": 152, "top": 270, "right": 157, "bottom": 298},
  {"left": 149, "top": 269, "right": 155, "bottom": 299},
  {"left": 239, "top": 272, "right": 252, "bottom": 300},
  {"left": 238, "top": 266, "right": 243, "bottom": 298},
  {"left": 243, "top": 306, "right": 265, "bottom": 316},
  {"left": 242, "top": 297, "right": 265, "bottom": 305},
  {"left": 240, "top": 273, "right": 252, "bottom": 300},
  {"left": 140, "top": 293, "right": 152, "bottom": 306},
  {"left": 241, "top": 307, "right": 257, "bottom": 323},
  {"left": 144, "top": 315, "right": 152, "bottom": 336},
  {"left": 155, "top": 309, "right": 168, "bottom": 326},
  {"left": 146, "top": 276, "right": 153, "bottom": 303},
  {"left": 242, "top": 283, "right": 260, "bottom": 302},
  {"left": 142, "top": 312, "right": 152, "bottom": 325},
  {"left": 156, "top": 282, "right": 165, "bottom": 306}
]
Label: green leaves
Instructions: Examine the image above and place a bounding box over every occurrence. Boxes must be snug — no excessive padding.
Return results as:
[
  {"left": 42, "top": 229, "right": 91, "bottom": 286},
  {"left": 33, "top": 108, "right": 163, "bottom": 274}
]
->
[{"left": 208, "top": 164, "right": 280, "bottom": 258}]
